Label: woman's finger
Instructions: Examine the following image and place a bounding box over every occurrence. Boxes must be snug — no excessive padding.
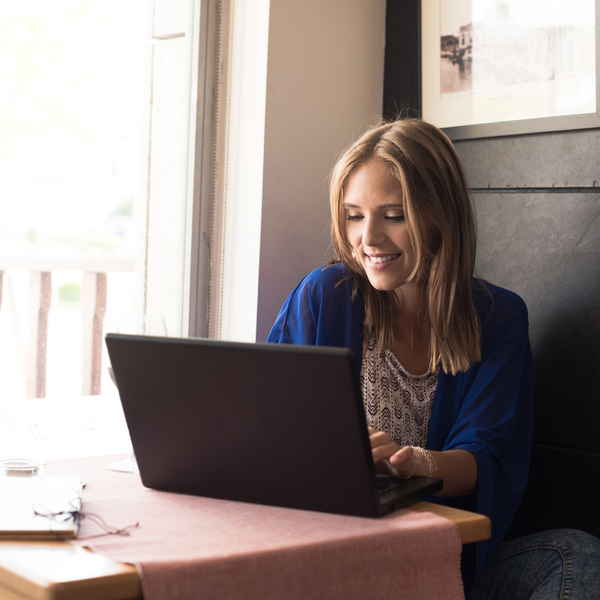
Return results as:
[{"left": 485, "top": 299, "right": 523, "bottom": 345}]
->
[
  {"left": 389, "top": 446, "right": 414, "bottom": 465},
  {"left": 371, "top": 442, "right": 400, "bottom": 464},
  {"left": 368, "top": 429, "right": 395, "bottom": 448},
  {"left": 387, "top": 446, "right": 417, "bottom": 478}
]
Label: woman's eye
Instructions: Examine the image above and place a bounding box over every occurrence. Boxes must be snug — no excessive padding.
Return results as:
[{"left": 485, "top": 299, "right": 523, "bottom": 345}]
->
[
  {"left": 386, "top": 215, "right": 405, "bottom": 222},
  {"left": 346, "top": 214, "right": 363, "bottom": 221}
]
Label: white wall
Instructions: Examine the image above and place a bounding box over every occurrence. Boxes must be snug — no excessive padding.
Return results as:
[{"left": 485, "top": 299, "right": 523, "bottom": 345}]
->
[{"left": 255, "top": 0, "right": 386, "bottom": 340}]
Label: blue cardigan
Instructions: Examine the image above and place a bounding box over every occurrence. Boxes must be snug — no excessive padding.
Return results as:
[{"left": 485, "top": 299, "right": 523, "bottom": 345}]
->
[{"left": 267, "top": 263, "right": 534, "bottom": 590}]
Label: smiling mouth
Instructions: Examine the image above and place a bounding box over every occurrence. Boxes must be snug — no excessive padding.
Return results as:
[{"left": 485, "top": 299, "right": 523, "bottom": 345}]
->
[{"left": 367, "top": 253, "right": 401, "bottom": 264}]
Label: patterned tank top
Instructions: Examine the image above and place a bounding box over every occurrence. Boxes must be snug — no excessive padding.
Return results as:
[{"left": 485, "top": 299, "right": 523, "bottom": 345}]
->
[{"left": 360, "top": 338, "right": 439, "bottom": 448}]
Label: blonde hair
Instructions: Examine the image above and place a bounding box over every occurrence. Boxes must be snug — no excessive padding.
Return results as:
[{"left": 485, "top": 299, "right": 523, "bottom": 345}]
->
[{"left": 329, "top": 119, "right": 480, "bottom": 375}]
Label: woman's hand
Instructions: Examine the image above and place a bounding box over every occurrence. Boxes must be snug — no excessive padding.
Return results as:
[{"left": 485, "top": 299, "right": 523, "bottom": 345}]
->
[
  {"left": 367, "top": 427, "right": 425, "bottom": 479},
  {"left": 367, "top": 426, "right": 478, "bottom": 495}
]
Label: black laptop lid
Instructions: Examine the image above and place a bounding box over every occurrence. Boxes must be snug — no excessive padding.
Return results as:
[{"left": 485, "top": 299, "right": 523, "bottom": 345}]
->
[{"left": 105, "top": 334, "right": 384, "bottom": 516}]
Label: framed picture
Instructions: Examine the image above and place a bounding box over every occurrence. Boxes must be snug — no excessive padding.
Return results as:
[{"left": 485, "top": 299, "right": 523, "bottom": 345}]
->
[{"left": 384, "top": 0, "right": 600, "bottom": 140}]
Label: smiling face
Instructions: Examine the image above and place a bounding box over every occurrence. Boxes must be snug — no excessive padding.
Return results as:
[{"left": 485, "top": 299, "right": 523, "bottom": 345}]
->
[{"left": 343, "top": 159, "right": 418, "bottom": 295}]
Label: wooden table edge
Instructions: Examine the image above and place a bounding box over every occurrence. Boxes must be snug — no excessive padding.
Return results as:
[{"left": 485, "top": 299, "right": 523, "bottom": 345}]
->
[
  {"left": 408, "top": 500, "right": 492, "bottom": 545},
  {"left": 0, "top": 541, "right": 141, "bottom": 600}
]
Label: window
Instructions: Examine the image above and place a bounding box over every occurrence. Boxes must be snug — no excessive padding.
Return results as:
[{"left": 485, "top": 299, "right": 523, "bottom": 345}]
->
[
  {"left": 0, "top": 0, "right": 200, "bottom": 459},
  {"left": 0, "top": 0, "right": 147, "bottom": 399}
]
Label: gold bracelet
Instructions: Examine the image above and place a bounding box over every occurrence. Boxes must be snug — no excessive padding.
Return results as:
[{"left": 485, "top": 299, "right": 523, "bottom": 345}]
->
[{"left": 411, "top": 446, "right": 438, "bottom": 478}]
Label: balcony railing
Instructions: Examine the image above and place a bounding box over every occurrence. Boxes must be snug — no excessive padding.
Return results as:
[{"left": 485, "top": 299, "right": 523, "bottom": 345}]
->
[{"left": 0, "top": 256, "right": 135, "bottom": 399}]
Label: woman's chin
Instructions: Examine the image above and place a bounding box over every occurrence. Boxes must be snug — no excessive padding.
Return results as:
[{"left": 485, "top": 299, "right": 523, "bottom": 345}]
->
[
  {"left": 365, "top": 273, "right": 415, "bottom": 294},
  {"left": 365, "top": 275, "right": 397, "bottom": 292}
]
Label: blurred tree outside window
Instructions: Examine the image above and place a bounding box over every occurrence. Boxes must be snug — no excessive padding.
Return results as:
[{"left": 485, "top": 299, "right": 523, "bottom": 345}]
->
[{"left": 0, "top": 0, "right": 147, "bottom": 400}]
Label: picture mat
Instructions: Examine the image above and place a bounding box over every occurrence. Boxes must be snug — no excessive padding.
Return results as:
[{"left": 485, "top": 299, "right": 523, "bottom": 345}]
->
[{"left": 422, "top": 0, "right": 597, "bottom": 135}]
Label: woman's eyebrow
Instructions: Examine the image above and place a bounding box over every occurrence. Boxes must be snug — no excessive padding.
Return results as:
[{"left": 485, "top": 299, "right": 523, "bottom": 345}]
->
[{"left": 342, "top": 202, "right": 404, "bottom": 209}]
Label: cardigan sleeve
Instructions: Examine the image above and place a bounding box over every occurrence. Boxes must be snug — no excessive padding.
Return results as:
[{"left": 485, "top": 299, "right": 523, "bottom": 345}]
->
[
  {"left": 267, "top": 264, "right": 365, "bottom": 369},
  {"left": 428, "top": 283, "right": 534, "bottom": 590}
]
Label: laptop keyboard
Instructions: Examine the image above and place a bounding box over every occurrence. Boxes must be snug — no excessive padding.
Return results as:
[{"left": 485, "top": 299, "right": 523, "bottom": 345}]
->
[{"left": 375, "top": 476, "right": 404, "bottom": 495}]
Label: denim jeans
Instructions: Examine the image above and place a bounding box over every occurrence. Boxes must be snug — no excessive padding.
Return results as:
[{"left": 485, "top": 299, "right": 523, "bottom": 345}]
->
[{"left": 471, "top": 529, "right": 600, "bottom": 599}]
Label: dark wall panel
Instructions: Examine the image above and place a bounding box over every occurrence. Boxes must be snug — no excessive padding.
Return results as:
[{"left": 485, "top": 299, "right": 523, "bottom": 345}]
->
[
  {"left": 507, "top": 445, "right": 600, "bottom": 540},
  {"left": 473, "top": 192, "right": 600, "bottom": 452},
  {"left": 455, "top": 130, "right": 600, "bottom": 188},
  {"left": 383, "top": 4, "right": 600, "bottom": 536}
]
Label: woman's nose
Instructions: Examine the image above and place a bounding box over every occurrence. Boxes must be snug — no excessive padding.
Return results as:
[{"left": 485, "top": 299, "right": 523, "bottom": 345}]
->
[{"left": 362, "top": 218, "right": 385, "bottom": 247}]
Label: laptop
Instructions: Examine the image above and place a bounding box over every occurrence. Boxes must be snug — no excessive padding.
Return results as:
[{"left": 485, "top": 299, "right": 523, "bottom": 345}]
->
[{"left": 105, "top": 334, "right": 443, "bottom": 517}]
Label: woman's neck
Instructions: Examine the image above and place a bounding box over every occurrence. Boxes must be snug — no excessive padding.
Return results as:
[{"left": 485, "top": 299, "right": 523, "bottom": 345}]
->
[
  {"left": 394, "top": 282, "right": 427, "bottom": 318},
  {"left": 387, "top": 283, "right": 431, "bottom": 375}
]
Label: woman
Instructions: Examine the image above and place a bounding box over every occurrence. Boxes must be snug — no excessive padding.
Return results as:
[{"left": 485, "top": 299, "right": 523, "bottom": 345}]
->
[{"left": 267, "top": 119, "right": 600, "bottom": 598}]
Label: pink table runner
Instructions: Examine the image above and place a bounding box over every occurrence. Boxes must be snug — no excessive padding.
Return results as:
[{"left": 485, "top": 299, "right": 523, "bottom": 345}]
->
[{"left": 50, "top": 456, "right": 464, "bottom": 600}]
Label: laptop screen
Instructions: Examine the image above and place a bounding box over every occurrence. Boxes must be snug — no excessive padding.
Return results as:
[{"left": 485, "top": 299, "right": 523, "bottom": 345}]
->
[{"left": 106, "top": 334, "right": 441, "bottom": 516}]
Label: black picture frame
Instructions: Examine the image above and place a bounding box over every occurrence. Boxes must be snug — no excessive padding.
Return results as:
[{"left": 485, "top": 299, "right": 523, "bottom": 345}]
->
[{"left": 383, "top": 0, "right": 600, "bottom": 140}]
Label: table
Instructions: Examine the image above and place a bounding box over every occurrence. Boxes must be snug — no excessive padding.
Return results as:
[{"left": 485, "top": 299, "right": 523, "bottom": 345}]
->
[
  {"left": 0, "top": 457, "right": 491, "bottom": 600},
  {"left": 0, "top": 501, "right": 489, "bottom": 600}
]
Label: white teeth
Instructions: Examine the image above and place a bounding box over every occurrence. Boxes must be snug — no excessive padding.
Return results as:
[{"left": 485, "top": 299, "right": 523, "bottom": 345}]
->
[{"left": 369, "top": 254, "right": 399, "bottom": 264}]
